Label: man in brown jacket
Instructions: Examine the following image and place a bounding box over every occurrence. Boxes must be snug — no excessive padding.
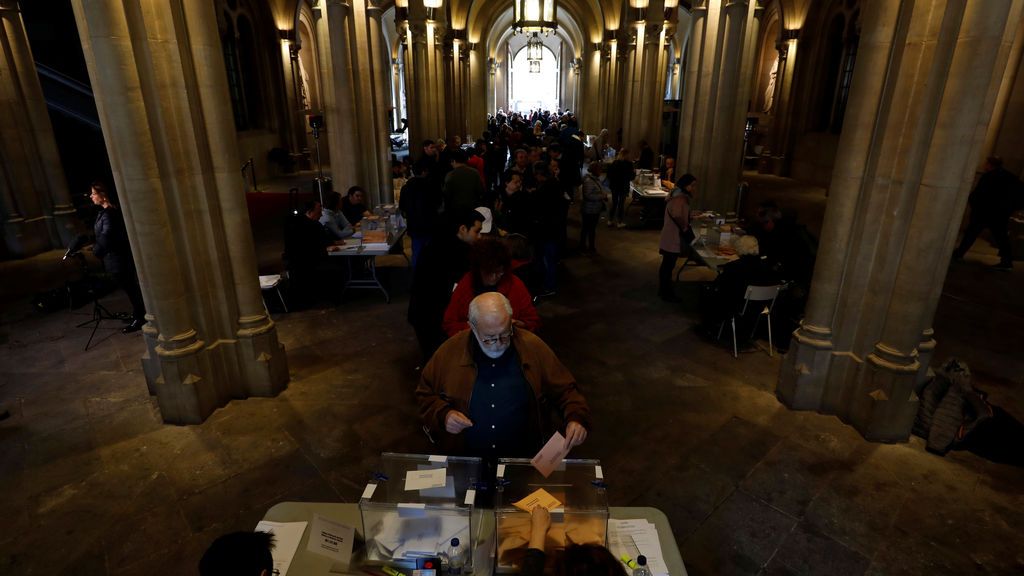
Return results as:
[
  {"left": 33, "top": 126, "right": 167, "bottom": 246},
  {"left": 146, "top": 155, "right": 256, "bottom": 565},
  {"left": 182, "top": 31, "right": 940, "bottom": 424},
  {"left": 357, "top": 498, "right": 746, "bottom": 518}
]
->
[{"left": 415, "top": 293, "right": 590, "bottom": 462}]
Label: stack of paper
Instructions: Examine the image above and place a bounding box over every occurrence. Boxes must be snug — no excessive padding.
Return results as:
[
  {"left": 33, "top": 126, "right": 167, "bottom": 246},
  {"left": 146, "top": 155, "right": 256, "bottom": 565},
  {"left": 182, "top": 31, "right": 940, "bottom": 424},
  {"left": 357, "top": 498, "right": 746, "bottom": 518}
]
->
[
  {"left": 372, "top": 512, "right": 469, "bottom": 560},
  {"left": 606, "top": 519, "right": 669, "bottom": 576},
  {"left": 255, "top": 520, "right": 308, "bottom": 576}
]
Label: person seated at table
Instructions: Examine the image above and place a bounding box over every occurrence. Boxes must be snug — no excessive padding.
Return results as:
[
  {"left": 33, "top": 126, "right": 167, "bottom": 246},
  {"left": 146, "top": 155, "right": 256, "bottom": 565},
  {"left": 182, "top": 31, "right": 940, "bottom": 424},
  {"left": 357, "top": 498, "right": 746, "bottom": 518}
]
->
[
  {"left": 443, "top": 237, "right": 540, "bottom": 337},
  {"left": 341, "top": 186, "right": 371, "bottom": 225},
  {"left": 660, "top": 156, "right": 677, "bottom": 189},
  {"left": 199, "top": 531, "right": 275, "bottom": 576},
  {"left": 284, "top": 200, "right": 333, "bottom": 309},
  {"left": 520, "top": 507, "right": 628, "bottom": 576},
  {"left": 408, "top": 208, "right": 485, "bottom": 363},
  {"left": 698, "top": 235, "right": 781, "bottom": 343},
  {"left": 416, "top": 292, "right": 590, "bottom": 463},
  {"left": 319, "top": 191, "right": 354, "bottom": 240}
]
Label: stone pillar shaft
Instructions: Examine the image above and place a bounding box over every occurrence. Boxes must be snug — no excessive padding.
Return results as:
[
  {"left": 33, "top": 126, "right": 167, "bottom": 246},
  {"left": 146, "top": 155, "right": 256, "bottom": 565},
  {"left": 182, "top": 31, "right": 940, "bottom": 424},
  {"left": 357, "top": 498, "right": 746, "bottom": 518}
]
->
[{"left": 324, "top": 0, "right": 360, "bottom": 193}]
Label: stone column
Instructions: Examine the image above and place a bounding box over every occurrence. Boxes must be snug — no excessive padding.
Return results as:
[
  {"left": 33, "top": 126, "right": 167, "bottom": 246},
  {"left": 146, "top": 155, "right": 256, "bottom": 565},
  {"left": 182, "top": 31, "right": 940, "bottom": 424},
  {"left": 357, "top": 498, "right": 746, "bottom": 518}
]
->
[
  {"left": 367, "top": 5, "right": 394, "bottom": 204},
  {"left": 324, "top": 0, "right": 360, "bottom": 193},
  {"left": 71, "top": 0, "right": 289, "bottom": 424},
  {"left": 182, "top": 0, "right": 289, "bottom": 398},
  {"left": 777, "top": 0, "right": 1023, "bottom": 442},
  {"left": 0, "top": 0, "right": 78, "bottom": 247},
  {"left": 776, "top": 0, "right": 904, "bottom": 411}
]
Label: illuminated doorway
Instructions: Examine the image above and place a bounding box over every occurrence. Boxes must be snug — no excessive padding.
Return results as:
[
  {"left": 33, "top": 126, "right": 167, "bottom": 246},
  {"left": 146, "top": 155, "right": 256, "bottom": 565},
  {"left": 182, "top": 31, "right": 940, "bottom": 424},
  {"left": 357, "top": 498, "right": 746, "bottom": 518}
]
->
[{"left": 510, "top": 45, "right": 559, "bottom": 113}]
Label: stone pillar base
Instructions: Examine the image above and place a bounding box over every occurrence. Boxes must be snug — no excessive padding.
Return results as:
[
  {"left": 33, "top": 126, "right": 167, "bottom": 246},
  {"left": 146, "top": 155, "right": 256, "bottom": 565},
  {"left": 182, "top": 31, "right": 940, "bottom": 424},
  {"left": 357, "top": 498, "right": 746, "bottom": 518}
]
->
[
  {"left": 776, "top": 327, "right": 834, "bottom": 411},
  {"left": 3, "top": 217, "right": 50, "bottom": 258},
  {"left": 152, "top": 342, "right": 225, "bottom": 425},
  {"left": 237, "top": 327, "right": 289, "bottom": 397},
  {"left": 52, "top": 207, "right": 82, "bottom": 248},
  {"left": 847, "top": 354, "right": 921, "bottom": 443}
]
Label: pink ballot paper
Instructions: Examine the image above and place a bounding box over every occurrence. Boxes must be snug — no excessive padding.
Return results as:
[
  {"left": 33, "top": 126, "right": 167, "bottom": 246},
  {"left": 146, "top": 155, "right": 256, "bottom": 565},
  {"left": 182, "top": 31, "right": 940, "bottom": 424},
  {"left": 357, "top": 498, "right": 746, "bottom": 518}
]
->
[{"left": 531, "top": 431, "right": 571, "bottom": 477}]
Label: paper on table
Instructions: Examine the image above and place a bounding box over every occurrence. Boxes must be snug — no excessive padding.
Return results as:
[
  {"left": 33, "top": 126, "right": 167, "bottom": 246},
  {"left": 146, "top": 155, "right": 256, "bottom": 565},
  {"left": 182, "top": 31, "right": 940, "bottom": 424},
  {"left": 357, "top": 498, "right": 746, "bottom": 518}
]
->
[
  {"left": 255, "top": 520, "right": 307, "bottom": 576},
  {"left": 606, "top": 519, "right": 669, "bottom": 576},
  {"left": 416, "top": 464, "right": 456, "bottom": 498},
  {"left": 306, "top": 514, "right": 355, "bottom": 567},
  {"left": 531, "top": 431, "right": 571, "bottom": 478},
  {"left": 512, "top": 487, "right": 563, "bottom": 513},
  {"left": 405, "top": 467, "right": 447, "bottom": 491}
]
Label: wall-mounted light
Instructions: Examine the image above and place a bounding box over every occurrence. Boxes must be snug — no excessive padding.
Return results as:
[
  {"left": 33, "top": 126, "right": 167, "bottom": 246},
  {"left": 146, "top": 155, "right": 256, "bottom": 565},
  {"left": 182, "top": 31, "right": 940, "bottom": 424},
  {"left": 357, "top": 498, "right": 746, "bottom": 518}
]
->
[
  {"left": 630, "top": 0, "right": 649, "bottom": 21},
  {"left": 423, "top": 0, "right": 442, "bottom": 21},
  {"left": 488, "top": 57, "right": 498, "bottom": 75}
]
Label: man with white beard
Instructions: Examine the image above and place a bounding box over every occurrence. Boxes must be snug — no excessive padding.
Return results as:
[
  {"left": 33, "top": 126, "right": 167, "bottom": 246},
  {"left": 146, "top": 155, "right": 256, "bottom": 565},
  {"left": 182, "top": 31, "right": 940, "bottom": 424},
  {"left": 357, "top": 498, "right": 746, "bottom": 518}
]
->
[{"left": 416, "top": 293, "right": 590, "bottom": 462}]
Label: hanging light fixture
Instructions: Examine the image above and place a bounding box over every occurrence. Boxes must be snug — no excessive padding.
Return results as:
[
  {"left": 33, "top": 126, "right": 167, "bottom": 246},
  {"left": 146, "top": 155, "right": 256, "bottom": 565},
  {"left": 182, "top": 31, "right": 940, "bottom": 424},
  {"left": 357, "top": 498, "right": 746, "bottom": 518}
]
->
[
  {"left": 529, "top": 60, "right": 541, "bottom": 74},
  {"left": 527, "top": 32, "right": 544, "bottom": 62},
  {"left": 514, "top": 0, "right": 557, "bottom": 34}
]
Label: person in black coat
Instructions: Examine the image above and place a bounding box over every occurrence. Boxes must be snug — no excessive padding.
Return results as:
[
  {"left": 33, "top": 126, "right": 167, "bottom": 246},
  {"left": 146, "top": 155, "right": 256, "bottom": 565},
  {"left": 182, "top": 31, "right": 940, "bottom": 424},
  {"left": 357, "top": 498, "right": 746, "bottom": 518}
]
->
[
  {"left": 284, "top": 200, "right": 333, "bottom": 309},
  {"left": 953, "top": 156, "right": 1020, "bottom": 270},
  {"left": 700, "top": 235, "right": 781, "bottom": 343},
  {"left": 89, "top": 183, "right": 146, "bottom": 333},
  {"left": 399, "top": 161, "right": 443, "bottom": 269},
  {"left": 407, "top": 208, "right": 485, "bottom": 363}
]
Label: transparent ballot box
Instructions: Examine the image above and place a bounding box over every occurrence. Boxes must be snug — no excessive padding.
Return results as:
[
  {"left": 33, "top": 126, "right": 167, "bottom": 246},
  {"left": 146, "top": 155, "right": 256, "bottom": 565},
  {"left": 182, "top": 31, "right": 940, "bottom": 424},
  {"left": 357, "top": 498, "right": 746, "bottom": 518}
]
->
[
  {"left": 494, "top": 458, "right": 609, "bottom": 573},
  {"left": 359, "top": 453, "right": 484, "bottom": 570}
]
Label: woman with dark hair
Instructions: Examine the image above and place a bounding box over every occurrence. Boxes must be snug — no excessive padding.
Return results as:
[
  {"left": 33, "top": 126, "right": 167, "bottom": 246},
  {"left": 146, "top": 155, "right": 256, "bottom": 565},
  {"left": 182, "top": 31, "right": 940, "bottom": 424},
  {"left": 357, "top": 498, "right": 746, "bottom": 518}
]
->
[
  {"left": 89, "top": 182, "right": 146, "bottom": 333},
  {"left": 657, "top": 174, "right": 697, "bottom": 302},
  {"left": 443, "top": 237, "right": 540, "bottom": 336}
]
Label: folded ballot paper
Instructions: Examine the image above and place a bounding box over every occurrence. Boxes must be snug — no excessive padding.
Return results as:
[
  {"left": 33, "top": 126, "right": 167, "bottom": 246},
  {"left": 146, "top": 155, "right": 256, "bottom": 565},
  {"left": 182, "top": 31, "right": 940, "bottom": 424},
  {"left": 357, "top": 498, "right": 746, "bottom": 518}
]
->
[
  {"left": 606, "top": 519, "right": 670, "bottom": 576},
  {"left": 371, "top": 511, "right": 468, "bottom": 561}
]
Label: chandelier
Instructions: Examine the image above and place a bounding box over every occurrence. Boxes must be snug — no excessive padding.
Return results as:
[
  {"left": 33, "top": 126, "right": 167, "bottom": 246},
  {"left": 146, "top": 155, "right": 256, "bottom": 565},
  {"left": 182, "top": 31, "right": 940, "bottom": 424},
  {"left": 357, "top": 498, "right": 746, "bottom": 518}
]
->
[
  {"left": 526, "top": 33, "right": 544, "bottom": 61},
  {"left": 529, "top": 60, "right": 541, "bottom": 74},
  {"left": 514, "top": 0, "right": 557, "bottom": 34}
]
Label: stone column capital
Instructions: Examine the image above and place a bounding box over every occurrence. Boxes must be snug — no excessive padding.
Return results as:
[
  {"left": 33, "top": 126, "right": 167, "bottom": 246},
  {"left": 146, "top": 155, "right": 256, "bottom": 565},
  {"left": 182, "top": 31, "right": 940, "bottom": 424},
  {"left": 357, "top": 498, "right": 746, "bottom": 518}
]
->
[
  {"left": 324, "top": 0, "right": 352, "bottom": 15},
  {"left": 366, "top": 5, "right": 384, "bottom": 20}
]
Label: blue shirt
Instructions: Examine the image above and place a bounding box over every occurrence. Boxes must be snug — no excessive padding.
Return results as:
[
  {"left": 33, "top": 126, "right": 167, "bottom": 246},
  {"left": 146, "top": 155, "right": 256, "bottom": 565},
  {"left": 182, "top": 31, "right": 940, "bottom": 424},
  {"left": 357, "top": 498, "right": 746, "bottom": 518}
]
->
[{"left": 464, "top": 342, "right": 536, "bottom": 461}]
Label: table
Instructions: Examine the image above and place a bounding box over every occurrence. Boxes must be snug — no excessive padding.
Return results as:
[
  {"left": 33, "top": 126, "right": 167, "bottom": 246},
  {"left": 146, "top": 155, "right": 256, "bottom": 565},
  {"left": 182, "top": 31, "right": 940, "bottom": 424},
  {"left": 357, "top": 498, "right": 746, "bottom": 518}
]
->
[
  {"left": 328, "top": 227, "right": 407, "bottom": 303},
  {"left": 629, "top": 182, "right": 670, "bottom": 227},
  {"left": 261, "top": 502, "right": 688, "bottom": 575},
  {"left": 677, "top": 222, "right": 740, "bottom": 278}
]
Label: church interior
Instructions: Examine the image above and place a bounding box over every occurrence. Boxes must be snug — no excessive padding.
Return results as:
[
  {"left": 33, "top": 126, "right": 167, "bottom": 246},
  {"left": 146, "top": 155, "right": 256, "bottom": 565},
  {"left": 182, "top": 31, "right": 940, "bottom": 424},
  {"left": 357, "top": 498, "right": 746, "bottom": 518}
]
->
[{"left": 1, "top": 0, "right": 1023, "bottom": 574}]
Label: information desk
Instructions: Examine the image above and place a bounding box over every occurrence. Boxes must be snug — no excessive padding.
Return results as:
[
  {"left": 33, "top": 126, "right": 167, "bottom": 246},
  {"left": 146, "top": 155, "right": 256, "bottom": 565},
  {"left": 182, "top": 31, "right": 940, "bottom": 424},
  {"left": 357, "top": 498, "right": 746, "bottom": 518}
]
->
[
  {"left": 261, "top": 502, "right": 688, "bottom": 575},
  {"left": 328, "top": 227, "right": 407, "bottom": 303}
]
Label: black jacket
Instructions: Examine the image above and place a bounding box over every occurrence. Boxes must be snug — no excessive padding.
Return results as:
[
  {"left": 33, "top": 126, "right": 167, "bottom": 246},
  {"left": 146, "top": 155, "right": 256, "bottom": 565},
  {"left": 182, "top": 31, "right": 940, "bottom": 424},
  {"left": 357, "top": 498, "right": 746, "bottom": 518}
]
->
[
  {"left": 399, "top": 175, "right": 442, "bottom": 238},
  {"left": 93, "top": 206, "right": 134, "bottom": 274}
]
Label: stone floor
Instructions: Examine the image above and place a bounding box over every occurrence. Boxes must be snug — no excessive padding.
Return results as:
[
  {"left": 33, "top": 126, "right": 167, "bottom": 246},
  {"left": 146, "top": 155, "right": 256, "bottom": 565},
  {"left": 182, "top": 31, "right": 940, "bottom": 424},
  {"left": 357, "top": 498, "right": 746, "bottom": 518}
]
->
[{"left": 1, "top": 174, "right": 1022, "bottom": 575}]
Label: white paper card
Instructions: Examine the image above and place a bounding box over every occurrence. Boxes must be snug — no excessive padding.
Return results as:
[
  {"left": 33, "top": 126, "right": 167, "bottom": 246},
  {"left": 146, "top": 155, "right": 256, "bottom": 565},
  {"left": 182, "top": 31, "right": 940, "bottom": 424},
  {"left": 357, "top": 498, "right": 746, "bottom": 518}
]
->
[
  {"left": 405, "top": 467, "right": 447, "bottom": 491},
  {"left": 464, "top": 489, "right": 476, "bottom": 506},
  {"left": 428, "top": 455, "right": 448, "bottom": 463},
  {"left": 306, "top": 514, "right": 355, "bottom": 567},
  {"left": 496, "top": 464, "right": 506, "bottom": 477},
  {"left": 361, "top": 483, "right": 377, "bottom": 500},
  {"left": 254, "top": 520, "right": 307, "bottom": 576},
  {"left": 595, "top": 465, "right": 604, "bottom": 479}
]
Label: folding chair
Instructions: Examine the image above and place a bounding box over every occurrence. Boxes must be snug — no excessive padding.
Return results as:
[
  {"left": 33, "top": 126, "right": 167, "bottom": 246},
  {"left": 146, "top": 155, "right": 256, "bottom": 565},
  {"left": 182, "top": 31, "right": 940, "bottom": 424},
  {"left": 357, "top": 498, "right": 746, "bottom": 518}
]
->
[
  {"left": 717, "top": 284, "right": 784, "bottom": 358},
  {"left": 259, "top": 274, "right": 288, "bottom": 313}
]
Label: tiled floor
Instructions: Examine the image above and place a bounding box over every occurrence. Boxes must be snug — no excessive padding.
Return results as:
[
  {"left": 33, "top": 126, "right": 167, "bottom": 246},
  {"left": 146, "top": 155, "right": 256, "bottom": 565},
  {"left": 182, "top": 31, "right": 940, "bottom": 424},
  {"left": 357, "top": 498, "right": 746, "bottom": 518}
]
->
[{"left": 1, "top": 174, "right": 1022, "bottom": 575}]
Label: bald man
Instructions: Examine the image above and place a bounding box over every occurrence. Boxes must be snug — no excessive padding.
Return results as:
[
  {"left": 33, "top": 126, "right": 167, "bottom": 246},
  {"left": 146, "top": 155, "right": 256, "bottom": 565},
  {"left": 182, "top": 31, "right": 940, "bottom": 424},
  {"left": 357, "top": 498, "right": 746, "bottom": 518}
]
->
[{"left": 416, "top": 293, "right": 590, "bottom": 462}]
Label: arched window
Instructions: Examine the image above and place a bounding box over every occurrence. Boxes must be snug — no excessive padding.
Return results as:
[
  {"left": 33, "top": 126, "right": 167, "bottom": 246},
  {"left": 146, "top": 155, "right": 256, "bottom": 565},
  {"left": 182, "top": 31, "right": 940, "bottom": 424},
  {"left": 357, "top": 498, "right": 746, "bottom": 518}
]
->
[
  {"left": 217, "top": 1, "right": 268, "bottom": 131},
  {"left": 812, "top": 3, "right": 860, "bottom": 134},
  {"left": 510, "top": 45, "right": 559, "bottom": 113}
]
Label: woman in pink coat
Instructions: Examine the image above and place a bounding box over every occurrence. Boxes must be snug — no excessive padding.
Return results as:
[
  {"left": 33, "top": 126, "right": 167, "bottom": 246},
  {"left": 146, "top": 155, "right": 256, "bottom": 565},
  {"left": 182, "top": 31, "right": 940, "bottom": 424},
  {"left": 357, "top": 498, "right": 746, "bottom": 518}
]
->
[{"left": 658, "top": 174, "right": 697, "bottom": 302}]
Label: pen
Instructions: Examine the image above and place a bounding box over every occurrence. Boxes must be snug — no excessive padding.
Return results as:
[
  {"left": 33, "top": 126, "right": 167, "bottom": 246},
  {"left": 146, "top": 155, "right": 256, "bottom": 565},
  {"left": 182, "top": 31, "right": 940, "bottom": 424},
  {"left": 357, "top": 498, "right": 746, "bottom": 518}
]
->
[{"left": 620, "top": 553, "right": 638, "bottom": 570}]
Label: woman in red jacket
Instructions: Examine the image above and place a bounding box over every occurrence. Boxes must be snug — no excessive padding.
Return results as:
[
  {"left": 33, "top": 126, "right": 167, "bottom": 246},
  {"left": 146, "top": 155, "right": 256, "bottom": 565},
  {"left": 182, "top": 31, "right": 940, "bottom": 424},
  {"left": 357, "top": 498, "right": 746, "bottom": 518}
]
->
[{"left": 443, "top": 237, "right": 541, "bottom": 337}]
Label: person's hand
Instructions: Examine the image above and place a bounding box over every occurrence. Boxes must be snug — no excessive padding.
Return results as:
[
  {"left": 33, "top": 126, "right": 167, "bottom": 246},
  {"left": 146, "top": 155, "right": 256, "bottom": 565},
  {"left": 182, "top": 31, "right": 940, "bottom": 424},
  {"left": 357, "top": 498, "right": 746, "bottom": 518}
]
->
[
  {"left": 445, "top": 411, "right": 474, "bottom": 434},
  {"left": 512, "top": 319, "right": 526, "bottom": 329},
  {"left": 529, "top": 506, "right": 551, "bottom": 551},
  {"left": 564, "top": 421, "right": 587, "bottom": 449}
]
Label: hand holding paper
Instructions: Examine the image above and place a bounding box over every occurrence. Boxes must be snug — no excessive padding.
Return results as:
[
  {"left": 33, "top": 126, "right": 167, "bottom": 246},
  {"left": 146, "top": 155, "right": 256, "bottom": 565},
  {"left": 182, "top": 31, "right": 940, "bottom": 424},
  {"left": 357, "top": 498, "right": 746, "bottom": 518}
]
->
[
  {"left": 564, "top": 421, "right": 588, "bottom": 449},
  {"left": 531, "top": 431, "right": 571, "bottom": 477}
]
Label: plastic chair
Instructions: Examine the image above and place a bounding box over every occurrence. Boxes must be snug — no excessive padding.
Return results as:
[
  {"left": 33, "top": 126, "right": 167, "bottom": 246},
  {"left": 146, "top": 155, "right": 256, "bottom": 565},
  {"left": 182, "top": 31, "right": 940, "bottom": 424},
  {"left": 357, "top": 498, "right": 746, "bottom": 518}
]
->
[
  {"left": 259, "top": 274, "right": 288, "bottom": 313},
  {"left": 717, "top": 284, "right": 784, "bottom": 358}
]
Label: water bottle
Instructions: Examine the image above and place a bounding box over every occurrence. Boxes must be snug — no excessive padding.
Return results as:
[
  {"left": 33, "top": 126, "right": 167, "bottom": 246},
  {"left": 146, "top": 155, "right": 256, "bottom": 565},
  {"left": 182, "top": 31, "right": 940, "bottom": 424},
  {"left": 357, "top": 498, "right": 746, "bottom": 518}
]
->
[
  {"left": 633, "top": 555, "right": 652, "bottom": 576},
  {"left": 446, "top": 537, "right": 466, "bottom": 575}
]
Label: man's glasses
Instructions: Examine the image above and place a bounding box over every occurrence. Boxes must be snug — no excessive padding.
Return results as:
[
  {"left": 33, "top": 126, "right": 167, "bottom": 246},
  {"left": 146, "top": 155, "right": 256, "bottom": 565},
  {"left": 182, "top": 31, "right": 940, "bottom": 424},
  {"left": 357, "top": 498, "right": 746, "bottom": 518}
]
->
[{"left": 477, "top": 326, "right": 514, "bottom": 346}]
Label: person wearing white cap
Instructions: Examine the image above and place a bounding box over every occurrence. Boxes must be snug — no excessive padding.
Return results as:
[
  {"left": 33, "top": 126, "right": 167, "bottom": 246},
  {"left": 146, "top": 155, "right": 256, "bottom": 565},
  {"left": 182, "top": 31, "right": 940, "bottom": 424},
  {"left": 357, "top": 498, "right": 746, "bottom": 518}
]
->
[{"left": 474, "top": 206, "right": 494, "bottom": 235}]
